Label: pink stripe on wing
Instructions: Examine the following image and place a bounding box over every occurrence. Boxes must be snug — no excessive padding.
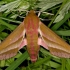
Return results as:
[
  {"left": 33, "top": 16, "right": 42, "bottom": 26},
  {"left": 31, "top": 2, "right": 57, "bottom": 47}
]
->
[
  {"left": 0, "top": 53, "right": 16, "bottom": 60},
  {"left": 38, "top": 37, "right": 49, "bottom": 50}
]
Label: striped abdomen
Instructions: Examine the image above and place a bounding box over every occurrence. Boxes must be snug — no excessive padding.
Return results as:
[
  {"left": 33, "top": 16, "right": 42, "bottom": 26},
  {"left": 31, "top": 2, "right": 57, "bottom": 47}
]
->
[{"left": 24, "top": 10, "right": 40, "bottom": 62}]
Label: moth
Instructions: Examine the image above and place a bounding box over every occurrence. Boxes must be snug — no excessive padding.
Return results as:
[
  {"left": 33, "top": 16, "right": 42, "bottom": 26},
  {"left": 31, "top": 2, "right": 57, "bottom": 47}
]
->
[{"left": 0, "top": 10, "right": 70, "bottom": 62}]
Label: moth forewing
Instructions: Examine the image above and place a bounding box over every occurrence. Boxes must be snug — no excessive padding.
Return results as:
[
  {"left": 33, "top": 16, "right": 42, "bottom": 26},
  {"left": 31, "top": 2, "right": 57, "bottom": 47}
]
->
[
  {"left": 0, "top": 37, "right": 23, "bottom": 54},
  {"left": 0, "top": 22, "right": 26, "bottom": 60},
  {"left": 0, "top": 22, "right": 25, "bottom": 51},
  {"left": 39, "top": 21, "right": 70, "bottom": 58}
]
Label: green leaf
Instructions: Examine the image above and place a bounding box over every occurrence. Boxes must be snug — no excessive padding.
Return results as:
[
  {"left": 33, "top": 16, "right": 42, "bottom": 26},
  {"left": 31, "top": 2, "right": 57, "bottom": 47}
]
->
[
  {"left": 6, "top": 51, "right": 29, "bottom": 70},
  {"left": 36, "top": 0, "right": 63, "bottom": 11},
  {"left": 0, "top": 19, "right": 16, "bottom": 30},
  {"left": 51, "top": 11, "right": 70, "bottom": 30},
  {"left": 45, "top": 61, "right": 60, "bottom": 68},
  {"left": 55, "top": 30, "right": 70, "bottom": 36},
  {"left": 54, "top": 2, "right": 70, "bottom": 23},
  {"left": 0, "top": 0, "right": 20, "bottom": 13},
  {"left": 32, "top": 57, "right": 51, "bottom": 68}
]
